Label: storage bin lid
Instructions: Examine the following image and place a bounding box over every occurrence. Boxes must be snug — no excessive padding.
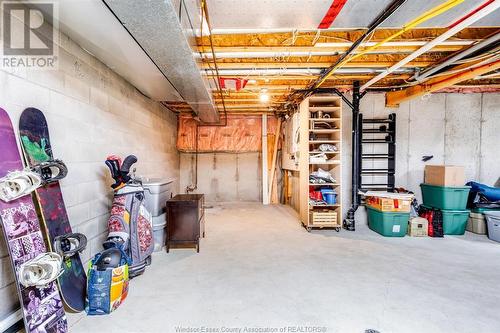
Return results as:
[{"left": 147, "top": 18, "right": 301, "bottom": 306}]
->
[
  {"left": 140, "top": 178, "right": 174, "bottom": 194},
  {"left": 420, "top": 183, "right": 471, "bottom": 190},
  {"left": 469, "top": 212, "right": 484, "bottom": 219},
  {"left": 366, "top": 206, "right": 410, "bottom": 215},
  {"left": 483, "top": 211, "right": 500, "bottom": 218},
  {"left": 420, "top": 204, "right": 470, "bottom": 214},
  {"left": 363, "top": 191, "right": 414, "bottom": 200}
]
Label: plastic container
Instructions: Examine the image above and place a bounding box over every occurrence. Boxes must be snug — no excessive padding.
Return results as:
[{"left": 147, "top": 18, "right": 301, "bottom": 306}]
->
[
  {"left": 141, "top": 178, "right": 173, "bottom": 216},
  {"left": 467, "top": 212, "right": 487, "bottom": 235},
  {"left": 471, "top": 207, "right": 500, "bottom": 213},
  {"left": 152, "top": 213, "right": 167, "bottom": 252},
  {"left": 408, "top": 217, "right": 428, "bottom": 237},
  {"left": 367, "top": 206, "right": 409, "bottom": 237},
  {"left": 441, "top": 209, "right": 469, "bottom": 235},
  {"left": 484, "top": 211, "right": 500, "bottom": 243},
  {"left": 420, "top": 183, "right": 470, "bottom": 210},
  {"left": 320, "top": 189, "right": 337, "bottom": 204}
]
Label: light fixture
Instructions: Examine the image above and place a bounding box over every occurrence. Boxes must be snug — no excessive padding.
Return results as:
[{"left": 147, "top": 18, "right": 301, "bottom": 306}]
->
[
  {"left": 248, "top": 79, "right": 257, "bottom": 84},
  {"left": 259, "top": 89, "right": 270, "bottom": 103}
]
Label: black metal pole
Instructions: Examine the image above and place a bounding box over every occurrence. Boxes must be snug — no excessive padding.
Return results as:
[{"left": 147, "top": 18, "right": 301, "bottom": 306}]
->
[{"left": 343, "top": 81, "right": 362, "bottom": 231}]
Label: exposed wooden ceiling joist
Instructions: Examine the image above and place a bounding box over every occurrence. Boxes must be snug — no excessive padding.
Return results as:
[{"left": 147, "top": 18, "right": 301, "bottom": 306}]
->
[
  {"left": 197, "top": 28, "right": 498, "bottom": 47},
  {"left": 175, "top": 28, "right": 500, "bottom": 115},
  {"left": 201, "top": 61, "right": 434, "bottom": 69}
]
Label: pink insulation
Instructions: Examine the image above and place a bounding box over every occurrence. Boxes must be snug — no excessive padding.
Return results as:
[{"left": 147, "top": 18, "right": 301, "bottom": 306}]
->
[{"left": 177, "top": 115, "right": 278, "bottom": 152}]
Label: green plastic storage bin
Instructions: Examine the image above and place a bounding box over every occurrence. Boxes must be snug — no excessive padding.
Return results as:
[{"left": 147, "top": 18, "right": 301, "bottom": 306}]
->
[
  {"left": 420, "top": 183, "right": 470, "bottom": 210},
  {"left": 442, "top": 209, "right": 469, "bottom": 235},
  {"left": 367, "top": 207, "right": 409, "bottom": 237},
  {"left": 422, "top": 205, "right": 469, "bottom": 235}
]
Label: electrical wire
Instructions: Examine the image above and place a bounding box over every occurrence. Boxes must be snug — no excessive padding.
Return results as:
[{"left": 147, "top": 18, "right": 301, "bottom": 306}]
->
[
  {"left": 199, "top": 0, "right": 228, "bottom": 126},
  {"left": 187, "top": 0, "right": 229, "bottom": 193},
  {"left": 368, "top": 54, "right": 500, "bottom": 90},
  {"left": 314, "top": 0, "right": 466, "bottom": 88}
]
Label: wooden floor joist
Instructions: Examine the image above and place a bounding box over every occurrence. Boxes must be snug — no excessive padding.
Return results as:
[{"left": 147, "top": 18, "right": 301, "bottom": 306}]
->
[
  {"left": 386, "top": 60, "right": 500, "bottom": 107},
  {"left": 201, "top": 61, "right": 434, "bottom": 69},
  {"left": 197, "top": 44, "right": 470, "bottom": 54}
]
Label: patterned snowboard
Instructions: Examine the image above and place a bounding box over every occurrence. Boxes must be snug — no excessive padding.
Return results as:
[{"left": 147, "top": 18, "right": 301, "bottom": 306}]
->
[
  {"left": 19, "top": 108, "right": 86, "bottom": 313},
  {"left": 0, "top": 108, "right": 67, "bottom": 332}
]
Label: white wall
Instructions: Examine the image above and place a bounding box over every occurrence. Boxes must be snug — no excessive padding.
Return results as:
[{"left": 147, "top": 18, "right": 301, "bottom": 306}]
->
[
  {"left": 0, "top": 33, "right": 179, "bottom": 321},
  {"left": 342, "top": 93, "right": 500, "bottom": 225}
]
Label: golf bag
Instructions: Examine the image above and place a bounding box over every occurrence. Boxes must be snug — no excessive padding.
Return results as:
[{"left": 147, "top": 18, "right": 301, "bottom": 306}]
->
[{"left": 104, "top": 155, "right": 154, "bottom": 278}]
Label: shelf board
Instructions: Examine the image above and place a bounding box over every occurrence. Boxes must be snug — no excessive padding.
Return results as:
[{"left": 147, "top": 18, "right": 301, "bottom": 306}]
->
[
  {"left": 309, "top": 161, "right": 341, "bottom": 165},
  {"left": 309, "top": 107, "right": 340, "bottom": 112},
  {"left": 309, "top": 140, "right": 341, "bottom": 144},
  {"left": 309, "top": 129, "right": 340, "bottom": 133},
  {"left": 310, "top": 118, "right": 340, "bottom": 121},
  {"left": 310, "top": 222, "right": 341, "bottom": 227},
  {"left": 308, "top": 183, "right": 340, "bottom": 186},
  {"left": 309, "top": 95, "right": 341, "bottom": 101},
  {"left": 309, "top": 204, "right": 341, "bottom": 208},
  {"left": 309, "top": 151, "right": 340, "bottom": 154}
]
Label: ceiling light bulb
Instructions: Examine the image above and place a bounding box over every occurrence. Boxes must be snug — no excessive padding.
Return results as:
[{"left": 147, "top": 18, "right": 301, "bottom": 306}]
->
[
  {"left": 248, "top": 79, "right": 257, "bottom": 84},
  {"left": 259, "top": 93, "right": 270, "bottom": 103}
]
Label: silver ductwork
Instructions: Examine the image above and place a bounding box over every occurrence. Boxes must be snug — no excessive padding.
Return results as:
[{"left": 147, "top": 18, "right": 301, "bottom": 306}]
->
[{"left": 104, "top": 0, "right": 218, "bottom": 122}]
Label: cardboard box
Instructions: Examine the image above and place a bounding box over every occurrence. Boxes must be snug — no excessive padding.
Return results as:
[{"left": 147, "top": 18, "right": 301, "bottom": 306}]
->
[
  {"left": 408, "top": 217, "right": 428, "bottom": 237},
  {"left": 366, "top": 196, "right": 412, "bottom": 213},
  {"left": 424, "top": 165, "right": 465, "bottom": 187}
]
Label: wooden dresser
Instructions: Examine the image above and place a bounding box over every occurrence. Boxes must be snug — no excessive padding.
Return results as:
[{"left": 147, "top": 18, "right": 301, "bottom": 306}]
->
[{"left": 166, "top": 194, "right": 205, "bottom": 252}]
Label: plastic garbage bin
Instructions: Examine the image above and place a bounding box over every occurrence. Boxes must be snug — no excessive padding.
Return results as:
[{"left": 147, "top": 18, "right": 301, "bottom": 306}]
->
[
  {"left": 484, "top": 211, "right": 500, "bottom": 243},
  {"left": 141, "top": 178, "right": 173, "bottom": 216},
  {"left": 152, "top": 213, "right": 167, "bottom": 252}
]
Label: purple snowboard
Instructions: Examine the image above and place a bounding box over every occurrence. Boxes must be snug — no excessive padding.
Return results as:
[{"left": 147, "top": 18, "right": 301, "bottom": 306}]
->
[{"left": 0, "top": 108, "right": 67, "bottom": 333}]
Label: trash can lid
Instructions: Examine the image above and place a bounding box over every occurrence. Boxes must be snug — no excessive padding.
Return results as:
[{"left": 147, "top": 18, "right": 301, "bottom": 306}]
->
[{"left": 140, "top": 177, "right": 174, "bottom": 185}]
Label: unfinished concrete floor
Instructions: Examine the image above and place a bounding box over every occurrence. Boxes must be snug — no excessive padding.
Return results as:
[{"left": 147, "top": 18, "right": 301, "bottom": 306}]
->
[{"left": 71, "top": 203, "right": 500, "bottom": 333}]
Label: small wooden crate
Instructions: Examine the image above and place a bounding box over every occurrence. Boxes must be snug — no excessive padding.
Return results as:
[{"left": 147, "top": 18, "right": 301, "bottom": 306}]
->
[{"left": 310, "top": 210, "right": 337, "bottom": 226}]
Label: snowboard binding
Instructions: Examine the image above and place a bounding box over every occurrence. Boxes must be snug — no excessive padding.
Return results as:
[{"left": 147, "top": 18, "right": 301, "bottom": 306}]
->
[
  {"left": 0, "top": 169, "right": 42, "bottom": 202},
  {"left": 31, "top": 159, "right": 68, "bottom": 185},
  {"left": 18, "top": 252, "right": 64, "bottom": 288},
  {"left": 53, "top": 233, "right": 88, "bottom": 259}
]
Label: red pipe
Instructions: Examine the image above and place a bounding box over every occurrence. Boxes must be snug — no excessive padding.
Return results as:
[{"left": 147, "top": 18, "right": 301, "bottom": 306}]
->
[
  {"left": 318, "top": 0, "right": 348, "bottom": 29},
  {"left": 448, "top": 0, "right": 495, "bottom": 29}
]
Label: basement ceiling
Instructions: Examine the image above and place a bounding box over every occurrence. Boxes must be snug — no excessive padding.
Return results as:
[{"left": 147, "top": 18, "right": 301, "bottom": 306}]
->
[{"left": 183, "top": 0, "right": 499, "bottom": 31}]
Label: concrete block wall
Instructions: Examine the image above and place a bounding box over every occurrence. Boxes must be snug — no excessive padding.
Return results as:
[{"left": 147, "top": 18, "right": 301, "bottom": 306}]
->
[
  {"left": 0, "top": 33, "right": 179, "bottom": 321},
  {"left": 343, "top": 93, "right": 500, "bottom": 226},
  {"left": 180, "top": 152, "right": 262, "bottom": 202}
]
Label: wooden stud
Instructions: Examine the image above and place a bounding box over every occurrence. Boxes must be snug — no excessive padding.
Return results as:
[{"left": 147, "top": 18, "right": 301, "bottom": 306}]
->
[{"left": 268, "top": 120, "right": 282, "bottom": 203}]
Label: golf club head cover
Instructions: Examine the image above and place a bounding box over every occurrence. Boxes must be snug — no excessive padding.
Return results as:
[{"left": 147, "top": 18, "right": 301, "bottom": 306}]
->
[{"left": 120, "top": 155, "right": 137, "bottom": 183}]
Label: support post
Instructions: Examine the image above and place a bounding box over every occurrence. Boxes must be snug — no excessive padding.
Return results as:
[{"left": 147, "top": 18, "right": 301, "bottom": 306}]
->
[
  {"left": 262, "top": 114, "right": 269, "bottom": 204},
  {"left": 343, "top": 81, "right": 363, "bottom": 231}
]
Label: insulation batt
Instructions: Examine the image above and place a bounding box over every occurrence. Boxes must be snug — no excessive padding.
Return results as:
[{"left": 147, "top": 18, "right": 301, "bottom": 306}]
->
[{"left": 177, "top": 115, "right": 278, "bottom": 152}]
